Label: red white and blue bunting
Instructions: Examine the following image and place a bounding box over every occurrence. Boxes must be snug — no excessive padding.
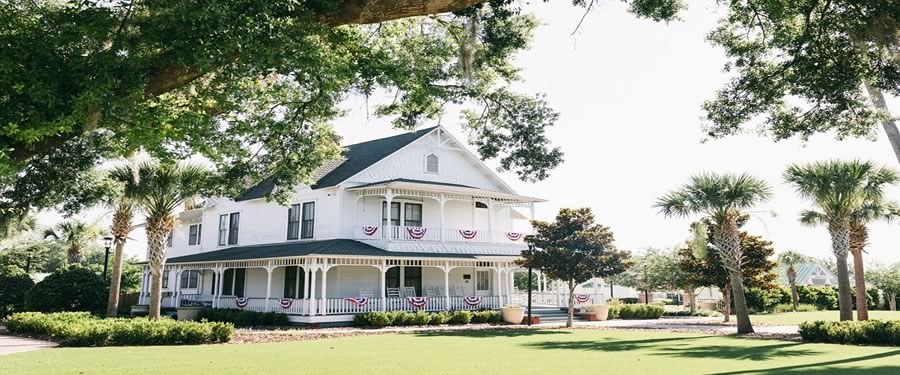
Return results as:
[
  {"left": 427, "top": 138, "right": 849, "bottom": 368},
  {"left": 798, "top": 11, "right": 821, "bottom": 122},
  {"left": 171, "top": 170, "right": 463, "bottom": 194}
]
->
[
  {"left": 406, "top": 227, "right": 427, "bottom": 240},
  {"left": 463, "top": 296, "right": 483, "bottom": 306},
  {"left": 345, "top": 297, "right": 369, "bottom": 306},
  {"left": 362, "top": 226, "right": 379, "bottom": 236},
  {"left": 506, "top": 232, "right": 524, "bottom": 241},
  {"left": 574, "top": 294, "right": 591, "bottom": 304},
  {"left": 459, "top": 229, "right": 478, "bottom": 240},
  {"left": 279, "top": 299, "right": 293, "bottom": 309},
  {"left": 235, "top": 297, "right": 250, "bottom": 308},
  {"left": 407, "top": 297, "right": 428, "bottom": 308}
]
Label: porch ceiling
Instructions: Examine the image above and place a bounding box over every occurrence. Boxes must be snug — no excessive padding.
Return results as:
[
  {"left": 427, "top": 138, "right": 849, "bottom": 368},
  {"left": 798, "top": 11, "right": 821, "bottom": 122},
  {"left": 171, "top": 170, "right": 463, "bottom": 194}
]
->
[
  {"left": 347, "top": 178, "right": 545, "bottom": 204},
  {"left": 164, "top": 239, "right": 519, "bottom": 264}
]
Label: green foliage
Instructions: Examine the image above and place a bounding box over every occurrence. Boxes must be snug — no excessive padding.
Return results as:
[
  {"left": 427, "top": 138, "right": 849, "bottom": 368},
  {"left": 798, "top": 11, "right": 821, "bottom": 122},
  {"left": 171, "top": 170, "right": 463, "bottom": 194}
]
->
[
  {"left": 612, "top": 248, "right": 676, "bottom": 297},
  {"left": 609, "top": 304, "right": 664, "bottom": 320},
  {"left": 704, "top": 0, "right": 900, "bottom": 144},
  {"left": 745, "top": 286, "right": 791, "bottom": 313},
  {"left": 796, "top": 285, "right": 840, "bottom": 311},
  {"left": 773, "top": 303, "right": 819, "bottom": 313},
  {"left": 799, "top": 320, "right": 900, "bottom": 346},
  {"left": 663, "top": 309, "right": 721, "bottom": 317},
  {"left": 472, "top": 310, "right": 501, "bottom": 324},
  {"left": 6, "top": 312, "right": 233, "bottom": 346},
  {"left": 25, "top": 265, "right": 107, "bottom": 313},
  {"left": 448, "top": 310, "right": 473, "bottom": 325},
  {"left": 196, "top": 308, "right": 289, "bottom": 327},
  {"left": 352, "top": 310, "right": 491, "bottom": 328},
  {"left": 0, "top": 265, "right": 33, "bottom": 317},
  {"left": 0, "top": 238, "right": 67, "bottom": 273}
]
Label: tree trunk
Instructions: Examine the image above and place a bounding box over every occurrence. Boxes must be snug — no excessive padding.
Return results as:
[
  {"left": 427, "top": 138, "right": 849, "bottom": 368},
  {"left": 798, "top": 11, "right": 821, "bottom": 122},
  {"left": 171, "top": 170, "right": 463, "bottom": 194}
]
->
[
  {"left": 723, "top": 286, "right": 731, "bottom": 323},
  {"left": 863, "top": 83, "right": 900, "bottom": 165},
  {"left": 729, "top": 271, "right": 754, "bottom": 334},
  {"left": 829, "top": 224, "right": 854, "bottom": 321},
  {"left": 851, "top": 248, "right": 868, "bottom": 321},
  {"left": 146, "top": 219, "right": 168, "bottom": 321},
  {"left": 566, "top": 279, "right": 576, "bottom": 328},
  {"left": 687, "top": 290, "right": 696, "bottom": 313},
  {"left": 788, "top": 267, "right": 799, "bottom": 311},
  {"left": 106, "top": 205, "right": 133, "bottom": 317},
  {"left": 890, "top": 293, "right": 897, "bottom": 311},
  {"left": 67, "top": 246, "right": 83, "bottom": 264}
]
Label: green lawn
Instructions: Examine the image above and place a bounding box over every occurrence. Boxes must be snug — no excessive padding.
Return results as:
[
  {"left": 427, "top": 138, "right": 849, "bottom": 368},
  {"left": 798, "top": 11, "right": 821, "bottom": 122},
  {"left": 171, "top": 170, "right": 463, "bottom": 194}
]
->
[
  {"left": 2, "top": 329, "right": 899, "bottom": 374},
  {"left": 743, "top": 310, "right": 900, "bottom": 326}
]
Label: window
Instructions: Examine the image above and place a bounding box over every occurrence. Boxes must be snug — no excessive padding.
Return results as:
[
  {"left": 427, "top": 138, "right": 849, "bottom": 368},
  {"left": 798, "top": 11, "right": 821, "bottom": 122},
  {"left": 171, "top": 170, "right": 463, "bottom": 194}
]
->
[
  {"left": 382, "top": 202, "right": 401, "bottom": 226},
  {"left": 301, "top": 202, "right": 315, "bottom": 239},
  {"left": 165, "top": 231, "right": 173, "bottom": 247},
  {"left": 180, "top": 270, "right": 199, "bottom": 289},
  {"left": 162, "top": 270, "right": 169, "bottom": 289},
  {"left": 287, "top": 204, "right": 301, "bottom": 240},
  {"left": 404, "top": 266, "right": 422, "bottom": 297},
  {"left": 188, "top": 224, "right": 201, "bottom": 246},
  {"left": 404, "top": 203, "right": 422, "bottom": 227},
  {"left": 425, "top": 153, "right": 439, "bottom": 173},
  {"left": 283, "top": 266, "right": 306, "bottom": 299},
  {"left": 222, "top": 268, "right": 246, "bottom": 297},
  {"left": 476, "top": 270, "right": 490, "bottom": 291},
  {"left": 385, "top": 266, "right": 400, "bottom": 291},
  {"left": 210, "top": 272, "right": 217, "bottom": 294},
  {"left": 475, "top": 201, "right": 488, "bottom": 209},
  {"left": 218, "top": 213, "right": 240, "bottom": 246}
]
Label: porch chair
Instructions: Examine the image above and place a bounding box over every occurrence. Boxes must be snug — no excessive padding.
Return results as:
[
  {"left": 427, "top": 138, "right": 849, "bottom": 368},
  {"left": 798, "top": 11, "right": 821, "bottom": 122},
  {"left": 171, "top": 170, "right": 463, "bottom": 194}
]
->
[
  {"left": 424, "top": 287, "right": 435, "bottom": 297},
  {"left": 359, "top": 288, "right": 373, "bottom": 298},
  {"left": 404, "top": 287, "right": 417, "bottom": 297},
  {"left": 386, "top": 287, "right": 402, "bottom": 298},
  {"left": 452, "top": 286, "right": 465, "bottom": 297}
]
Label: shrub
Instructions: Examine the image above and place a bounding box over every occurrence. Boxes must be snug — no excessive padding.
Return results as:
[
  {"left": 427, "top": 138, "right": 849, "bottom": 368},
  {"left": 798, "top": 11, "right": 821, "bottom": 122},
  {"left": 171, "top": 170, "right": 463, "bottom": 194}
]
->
[
  {"left": 746, "top": 286, "right": 790, "bottom": 313},
  {"left": 610, "top": 304, "right": 664, "bottom": 320},
  {"left": 663, "top": 309, "right": 721, "bottom": 317},
  {"left": 354, "top": 311, "right": 392, "bottom": 328},
  {"left": 429, "top": 311, "right": 451, "bottom": 325},
  {"left": 197, "top": 308, "right": 289, "bottom": 327},
  {"left": 0, "top": 265, "right": 34, "bottom": 318},
  {"left": 620, "top": 298, "right": 639, "bottom": 304},
  {"left": 799, "top": 320, "right": 900, "bottom": 346},
  {"left": 5, "top": 312, "right": 233, "bottom": 346},
  {"left": 411, "top": 310, "right": 431, "bottom": 325},
  {"left": 25, "top": 265, "right": 106, "bottom": 313},
  {"left": 471, "top": 310, "right": 501, "bottom": 324},
  {"left": 796, "top": 285, "right": 839, "bottom": 310},
  {"left": 773, "top": 303, "right": 818, "bottom": 313},
  {"left": 448, "top": 310, "right": 472, "bottom": 325}
]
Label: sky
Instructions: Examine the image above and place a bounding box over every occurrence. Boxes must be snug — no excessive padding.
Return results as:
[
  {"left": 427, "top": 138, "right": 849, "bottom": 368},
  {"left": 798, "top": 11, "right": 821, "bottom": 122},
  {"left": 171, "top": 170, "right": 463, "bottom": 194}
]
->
[{"left": 39, "top": 0, "right": 900, "bottom": 264}]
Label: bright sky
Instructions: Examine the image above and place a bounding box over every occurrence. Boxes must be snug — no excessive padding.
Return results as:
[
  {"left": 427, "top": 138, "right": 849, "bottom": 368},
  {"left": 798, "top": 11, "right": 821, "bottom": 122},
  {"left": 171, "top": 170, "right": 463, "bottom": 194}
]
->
[{"left": 39, "top": 0, "right": 900, "bottom": 264}]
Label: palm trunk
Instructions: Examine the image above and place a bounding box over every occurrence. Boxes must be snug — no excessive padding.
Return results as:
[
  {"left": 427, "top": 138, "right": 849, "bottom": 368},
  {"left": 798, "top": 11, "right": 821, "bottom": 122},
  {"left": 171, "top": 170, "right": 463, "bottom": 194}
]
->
[
  {"left": 146, "top": 219, "right": 168, "bottom": 321},
  {"left": 729, "top": 272, "right": 754, "bottom": 334},
  {"left": 830, "top": 224, "right": 854, "bottom": 321},
  {"left": 850, "top": 224, "right": 869, "bottom": 320},
  {"left": 566, "top": 279, "right": 576, "bottom": 328},
  {"left": 106, "top": 205, "right": 133, "bottom": 317},
  {"left": 722, "top": 286, "right": 731, "bottom": 323},
  {"left": 863, "top": 82, "right": 900, "bottom": 165},
  {"left": 68, "top": 245, "right": 82, "bottom": 264},
  {"left": 711, "top": 218, "right": 752, "bottom": 333},
  {"left": 788, "top": 267, "right": 799, "bottom": 311}
]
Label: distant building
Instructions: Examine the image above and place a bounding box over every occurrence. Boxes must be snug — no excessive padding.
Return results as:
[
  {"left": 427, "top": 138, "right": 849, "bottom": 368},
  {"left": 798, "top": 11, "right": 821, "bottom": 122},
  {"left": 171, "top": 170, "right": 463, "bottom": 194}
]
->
[{"left": 778, "top": 260, "right": 838, "bottom": 286}]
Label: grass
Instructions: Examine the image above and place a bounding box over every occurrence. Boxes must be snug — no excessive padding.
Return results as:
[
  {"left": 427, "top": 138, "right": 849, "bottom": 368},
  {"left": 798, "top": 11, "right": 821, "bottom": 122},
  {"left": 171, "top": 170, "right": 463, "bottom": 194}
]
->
[
  {"left": 742, "top": 310, "right": 900, "bottom": 326},
  {"left": 1, "top": 329, "right": 899, "bottom": 374}
]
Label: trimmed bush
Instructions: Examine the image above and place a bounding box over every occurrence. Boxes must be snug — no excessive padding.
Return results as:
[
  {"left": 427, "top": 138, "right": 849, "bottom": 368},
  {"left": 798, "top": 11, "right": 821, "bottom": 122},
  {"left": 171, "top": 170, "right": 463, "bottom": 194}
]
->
[
  {"left": 354, "top": 310, "right": 492, "bottom": 328},
  {"left": 471, "top": 310, "right": 501, "bottom": 324},
  {"left": 25, "top": 265, "right": 106, "bottom": 313},
  {"left": 610, "top": 304, "right": 664, "bottom": 320},
  {"left": 197, "top": 308, "right": 289, "bottom": 327},
  {"left": 796, "top": 285, "right": 839, "bottom": 310},
  {"left": 0, "top": 265, "right": 34, "bottom": 318},
  {"left": 448, "top": 310, "right": 472, "bottom": 325},
  {"left": 663, "top": 309, "right": 721, "bottom": 317},
  {"left": 773, "top": 303, "right": 818, "bottom": 313},
  {"left": 6, "top": 312, "right": 233, "bottom": 346},
  {"left": 799, "top": 320, "right": 900, "bottom": 346}
]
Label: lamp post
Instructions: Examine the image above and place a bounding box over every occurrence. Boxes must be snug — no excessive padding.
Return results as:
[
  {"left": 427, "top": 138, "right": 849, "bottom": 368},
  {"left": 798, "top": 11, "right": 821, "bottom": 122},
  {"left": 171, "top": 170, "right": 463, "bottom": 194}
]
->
[
  {"left": 525, "top": 236, "right": 535, "bottom": 326},
  {"left": 102, "top": 236, "right": 113, "bottom": 280}
]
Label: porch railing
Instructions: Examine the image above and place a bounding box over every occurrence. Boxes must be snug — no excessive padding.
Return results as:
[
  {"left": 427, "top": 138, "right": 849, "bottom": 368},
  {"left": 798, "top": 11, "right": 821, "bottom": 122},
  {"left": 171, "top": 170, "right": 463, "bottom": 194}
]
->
[{"left": 354, "top": 225, "right": 529, "bottom": 244}]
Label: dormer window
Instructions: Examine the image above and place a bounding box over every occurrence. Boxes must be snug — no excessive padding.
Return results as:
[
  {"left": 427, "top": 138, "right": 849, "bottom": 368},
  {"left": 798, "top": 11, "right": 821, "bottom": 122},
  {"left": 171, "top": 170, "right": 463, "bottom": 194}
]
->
[{"left": 425, "top": 153, "right": 439, "bottom": 174}]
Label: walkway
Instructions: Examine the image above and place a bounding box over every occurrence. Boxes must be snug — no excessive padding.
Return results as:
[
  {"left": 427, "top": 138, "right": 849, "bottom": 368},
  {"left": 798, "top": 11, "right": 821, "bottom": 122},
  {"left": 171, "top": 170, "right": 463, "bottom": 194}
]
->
[{"left": 0, "top": 328, "right": 56, "bottom": 356}]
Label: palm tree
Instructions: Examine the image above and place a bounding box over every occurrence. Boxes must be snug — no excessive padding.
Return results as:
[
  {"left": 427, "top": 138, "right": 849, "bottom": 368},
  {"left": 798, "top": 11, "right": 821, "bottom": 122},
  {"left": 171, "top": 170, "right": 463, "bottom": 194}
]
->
[
  {"left": 847, "top": 199, "right": 898, "bottom": 320},
  {"left": 656, "top": 172, "right": 772, "bottom": 334},
  {"left": 777, "top": 250, "right": 813, "bottom": 311},
  {"left": 102, "top": 161, "right": 142, "bottom": 317},
  {"left": 43, "top": 220, "right": 103, "bottom": 264},
  {"left": 785, "top": 160, "right": 899, "bottom": 321},
  {"left": 126, "top": 161, "right": 208, "bottom": 320}
]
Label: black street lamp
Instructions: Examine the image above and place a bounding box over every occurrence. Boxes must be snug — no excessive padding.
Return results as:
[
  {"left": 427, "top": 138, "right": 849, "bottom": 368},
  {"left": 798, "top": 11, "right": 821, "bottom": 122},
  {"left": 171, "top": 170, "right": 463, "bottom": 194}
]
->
[
  {"left": 102, "top": 236, "right": 114, "bottom": 280},
  {"left": 525, "top": 235, "right": 535, "bottom": 326}
]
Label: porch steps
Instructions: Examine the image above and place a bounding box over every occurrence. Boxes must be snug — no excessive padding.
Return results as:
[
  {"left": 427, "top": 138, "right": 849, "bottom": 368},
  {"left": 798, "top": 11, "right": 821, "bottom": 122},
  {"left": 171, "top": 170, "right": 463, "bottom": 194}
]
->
[{"left": 529, "top": 307, "right": 585, "bottom": 323}]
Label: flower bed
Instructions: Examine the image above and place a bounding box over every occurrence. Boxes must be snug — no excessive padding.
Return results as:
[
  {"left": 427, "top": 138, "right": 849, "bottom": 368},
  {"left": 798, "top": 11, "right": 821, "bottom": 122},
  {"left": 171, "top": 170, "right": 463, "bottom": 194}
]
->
[
  {"left": 799, "top": 320, "right": 900, "bottom": 346},
  {"left": 5, "top": 312, "right": 233, "bottom": 346},
  {"left": 353, "top": 310, "right": 500, "bottom": 328},
  {"left": 609, "top": 304, "right": 665, "bottom": 320}
]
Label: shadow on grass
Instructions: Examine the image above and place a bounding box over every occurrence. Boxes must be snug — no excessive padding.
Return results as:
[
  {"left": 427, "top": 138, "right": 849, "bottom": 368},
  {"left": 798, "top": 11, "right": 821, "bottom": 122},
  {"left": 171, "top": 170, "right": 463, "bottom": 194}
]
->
[
  {"left": 655, "top": 342, "right": 821, "bottom": 361},
  {"left": 412, "top": 329, "right": 571, "bottom": 339},
  {"left": 521, "top": 335, "right": 709, "bottom": 352},
  {"left": 707, "top": 349, "right": 900, "bottom": 375}
]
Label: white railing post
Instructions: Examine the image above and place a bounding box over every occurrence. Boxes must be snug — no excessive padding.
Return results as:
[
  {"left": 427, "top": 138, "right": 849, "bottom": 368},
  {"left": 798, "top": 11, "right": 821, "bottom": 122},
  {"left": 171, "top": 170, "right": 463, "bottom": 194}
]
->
[{"left": 264, "top": 263, "right": 274, "bottom": 311}]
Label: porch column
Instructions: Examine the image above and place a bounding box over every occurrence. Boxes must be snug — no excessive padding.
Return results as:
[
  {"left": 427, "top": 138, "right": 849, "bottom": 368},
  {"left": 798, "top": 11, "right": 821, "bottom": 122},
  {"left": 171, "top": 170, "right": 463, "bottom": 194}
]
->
[
  {"left": 379, "top": 262, "right": 387, "bottom": 310},
  {"left": 493, "top": 267, "right": 501, "bottom": 307},
  {"left": 172, "top": 269, "right": 181, "bottom": 308},
  {"left": 308, "top": 263, "right": 318, "bottom": 315},
  {"left": 264, "top": 263, "right": 274, "bottom": 311},
  {"left": 385, "top": 189, "right": 393, "bottom": 240},
  {"left": 439, "top": 194, "right": 446, "bottom": 242},
  {"left": 139, "top": 270, "right": 147, "bottom": 305},
  {"left": 214, "top": 268, "right": 223, "bottom": 308},
  {"left": 443, "top": 264, "right": 451, "bottom": 310},
  {"left": 320, "top": 266, "right": 329, "bottom": 315},
  {"left": 556, "top": 279, "right": 562, "bottom": 308},
  {"left": 593, "top": 277, "right": 600, "bottom": 304},
  {"left": 487, "top": 200, "right": 494, "bottom": 242},
  {"left": 508, "top": 270, "right": 515, "bottom": 305}
]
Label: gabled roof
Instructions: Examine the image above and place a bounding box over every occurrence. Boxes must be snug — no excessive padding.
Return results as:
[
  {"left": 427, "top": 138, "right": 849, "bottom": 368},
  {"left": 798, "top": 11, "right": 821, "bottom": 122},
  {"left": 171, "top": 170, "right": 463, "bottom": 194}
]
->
[
  {"left": 164, "top": 239, "right": 513, "bottom": 264},
  {"left": 234, "top": 126, "right": 438, "bottom": 201}
]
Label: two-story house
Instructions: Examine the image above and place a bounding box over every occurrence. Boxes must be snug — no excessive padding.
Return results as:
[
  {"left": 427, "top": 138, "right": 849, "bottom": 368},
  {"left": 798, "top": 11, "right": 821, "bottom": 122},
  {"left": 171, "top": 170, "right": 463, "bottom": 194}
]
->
[{"left": 137, "top": 126, "right": 547, "bottom": 324}]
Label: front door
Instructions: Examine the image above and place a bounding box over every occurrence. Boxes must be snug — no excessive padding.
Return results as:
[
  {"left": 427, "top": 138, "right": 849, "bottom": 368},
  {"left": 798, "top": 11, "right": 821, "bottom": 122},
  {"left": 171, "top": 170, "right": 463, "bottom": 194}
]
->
[{"left": 475, "top": 270, "right": 491, "bottom": 297}]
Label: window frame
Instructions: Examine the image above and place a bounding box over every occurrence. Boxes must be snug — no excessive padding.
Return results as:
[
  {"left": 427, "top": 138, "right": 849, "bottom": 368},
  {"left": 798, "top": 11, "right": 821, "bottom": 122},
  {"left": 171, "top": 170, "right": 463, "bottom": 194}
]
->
[
  {"left": 476, "top": 270, "right": 490, "bottom": 291},
  {"left": 162, "top": 270, "right": 170, "bottom": 289},
  {"left": 424, "top": 153, "right": 439, "bottom": 174},
  {"left": 188, "top": 224, "right": 202, "bottom": 246},
  {"left": 381, "top": 201, "right": 401, "bottom": 226},
  {"left": 300, "top": 201, "right": 315, "bottom": 239},
  {"left": 180, "top": 270, "right": 200, "bottom": 289},
  {"left": 287, "top": 204, "right": 301, "bottom": 240},
  {"left": 404, "top": 203, "right": 423, "bottom": 227},
  {"left": 218, "top": 212, "right": 240, "bottom": 246}
]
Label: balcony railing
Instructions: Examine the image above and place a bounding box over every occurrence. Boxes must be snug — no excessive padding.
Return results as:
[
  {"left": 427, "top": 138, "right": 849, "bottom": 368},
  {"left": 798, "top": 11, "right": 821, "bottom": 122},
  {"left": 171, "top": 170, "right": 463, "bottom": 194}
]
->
[{"left": 353, "top": 225, "right": 529, "bottom": 244}]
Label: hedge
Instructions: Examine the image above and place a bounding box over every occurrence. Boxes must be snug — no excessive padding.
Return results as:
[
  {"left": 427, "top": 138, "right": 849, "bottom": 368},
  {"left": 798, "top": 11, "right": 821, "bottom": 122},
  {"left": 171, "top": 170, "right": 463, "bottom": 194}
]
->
[
  {"left": 799, "top": 320, "right": 900, "bottom": 346},
  {"left": 663, "top": 309, "right": 721, "bottom": 317},
  {"left": 773, "top": 303, "right": 818, "bottom": 313},
  {"left": 5, "top": 312, "right": 233, "bottom": 346},
  {"left": 197, "top": 308, "right": 289, "bottom": 327},
  {"left": 353, "top": 310, "right": 500, "bottom": 328},
  {"left": 0, "top": 265, "right": 33, "bottom": 318},
  {"left": 25, "top": 265, "right": 107, "bottom": 313},
  {"left": 609, "top": 304, "right": 664, "bottom": 320}
]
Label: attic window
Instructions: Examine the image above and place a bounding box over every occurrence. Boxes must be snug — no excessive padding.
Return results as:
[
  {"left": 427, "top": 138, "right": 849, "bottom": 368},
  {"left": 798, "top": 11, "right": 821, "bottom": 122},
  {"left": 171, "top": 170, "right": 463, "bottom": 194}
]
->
[{"left": 425, "top": 153, "right": 439, "bottom": 173}]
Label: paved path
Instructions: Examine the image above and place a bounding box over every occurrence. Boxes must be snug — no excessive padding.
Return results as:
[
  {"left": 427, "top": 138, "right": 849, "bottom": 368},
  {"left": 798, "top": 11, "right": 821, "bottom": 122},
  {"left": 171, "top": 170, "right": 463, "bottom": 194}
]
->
[
  {"left": 571, "top": 317, "right": 800, "bottom": 335},
  {"left": 0, "top": 328, "right": 56, "bottom": 356}
]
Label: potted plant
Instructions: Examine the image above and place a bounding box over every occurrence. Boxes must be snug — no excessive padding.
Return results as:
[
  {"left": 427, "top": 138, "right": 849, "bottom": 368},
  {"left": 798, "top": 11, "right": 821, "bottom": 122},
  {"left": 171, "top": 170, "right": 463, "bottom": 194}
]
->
[
  {"left": 584, "top": 304, "right": 609, "bottom": 321},
  {"left": 501, "top": 304, "right": 525, "bottom": 324}
]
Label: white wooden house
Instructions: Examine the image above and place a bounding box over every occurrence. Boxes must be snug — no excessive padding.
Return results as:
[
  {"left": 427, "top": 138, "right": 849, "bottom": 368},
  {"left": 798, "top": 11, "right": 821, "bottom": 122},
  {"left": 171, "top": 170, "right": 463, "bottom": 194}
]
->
[{"left": 138, "top": 126, "right": 593, "bottom": 324}]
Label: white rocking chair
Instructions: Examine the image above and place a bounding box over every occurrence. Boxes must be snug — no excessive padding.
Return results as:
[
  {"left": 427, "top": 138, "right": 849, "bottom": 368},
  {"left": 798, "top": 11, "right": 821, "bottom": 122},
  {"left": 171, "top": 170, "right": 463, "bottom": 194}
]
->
[
  {"left": 386, "top": 287, "right": 402, "bottom": 298},
  {"left": 404, "top": 287, "right": 417, "bottom": 297}
]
